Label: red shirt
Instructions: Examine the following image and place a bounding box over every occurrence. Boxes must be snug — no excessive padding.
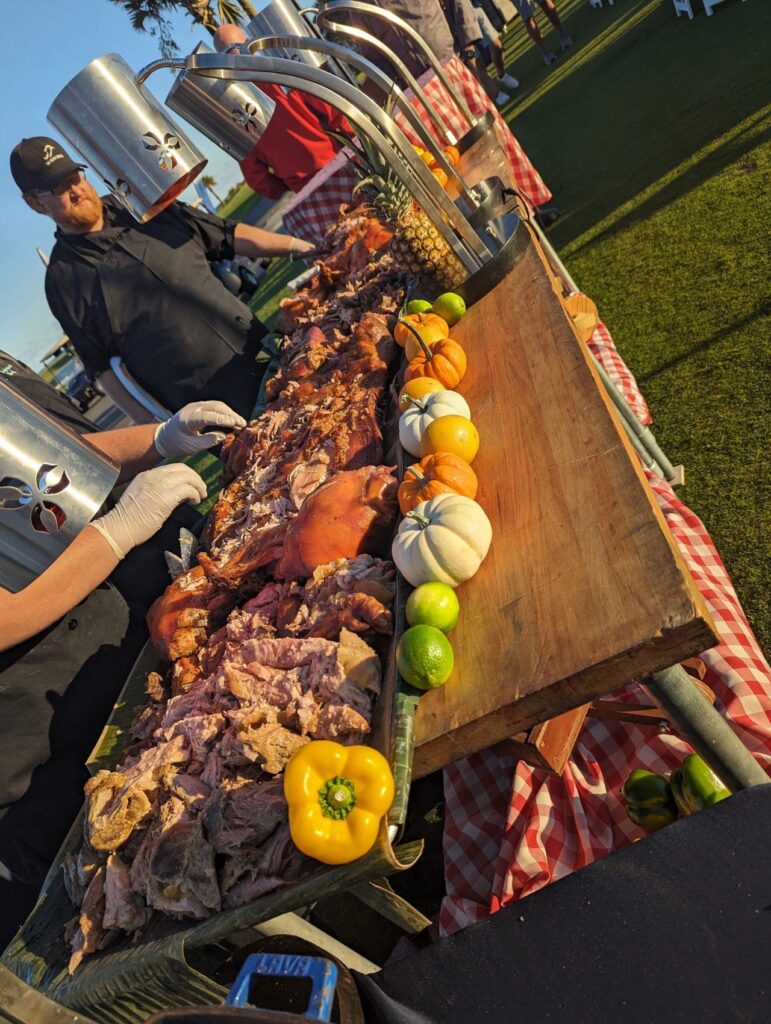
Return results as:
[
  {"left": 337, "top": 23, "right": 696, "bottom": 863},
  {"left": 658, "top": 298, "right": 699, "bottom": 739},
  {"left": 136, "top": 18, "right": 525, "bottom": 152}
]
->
[{"left": 239, "top": 84, "right": 351, "bottom": 199}]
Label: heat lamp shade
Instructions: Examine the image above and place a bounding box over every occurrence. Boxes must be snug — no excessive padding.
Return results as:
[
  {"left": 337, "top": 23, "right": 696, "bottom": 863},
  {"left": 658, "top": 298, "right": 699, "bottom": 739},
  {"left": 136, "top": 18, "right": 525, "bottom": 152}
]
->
[
  {"left": 47, "top": 53, "right": 207, "bottom": 223},
  {"left": 166, "top": 43, "right": 277, "bottom": 162},
  {"left": 0, "top": 380, "right": 119, "bottom": 592},
  {"left": 248, "top": 0, "right": 326, "bottom": 70}
]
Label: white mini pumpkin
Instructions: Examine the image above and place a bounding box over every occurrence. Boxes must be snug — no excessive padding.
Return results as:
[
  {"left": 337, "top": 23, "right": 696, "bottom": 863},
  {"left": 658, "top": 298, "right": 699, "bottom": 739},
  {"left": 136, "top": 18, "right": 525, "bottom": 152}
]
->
[
  {"left": 391, "top": 493, "right": 492, "bottom": 588},
  {"left": 398, "top": 390, "right": 471, "bottom": 457}
]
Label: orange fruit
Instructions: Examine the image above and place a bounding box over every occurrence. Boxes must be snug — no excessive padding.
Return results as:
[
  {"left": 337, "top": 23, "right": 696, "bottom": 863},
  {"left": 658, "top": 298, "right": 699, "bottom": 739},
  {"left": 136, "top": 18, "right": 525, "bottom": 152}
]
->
[
  {"left": 398, "top": 376, "right": 444, "bottom": 411},
  {"left": 432, "top": 168, "right": 449, "bottom": 189},
  {"left": 443, "top": 145, "right": 460, "bottom": 167},
  {"left": 419, "top": 415, "right": 480, "bottom": 464}
]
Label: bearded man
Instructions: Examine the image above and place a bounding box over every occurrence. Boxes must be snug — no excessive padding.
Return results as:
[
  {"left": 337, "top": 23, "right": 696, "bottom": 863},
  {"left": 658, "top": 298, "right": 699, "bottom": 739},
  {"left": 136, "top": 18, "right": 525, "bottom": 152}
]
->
[{"left": 11, "top": 136, "right": 316, "bottom": 421}]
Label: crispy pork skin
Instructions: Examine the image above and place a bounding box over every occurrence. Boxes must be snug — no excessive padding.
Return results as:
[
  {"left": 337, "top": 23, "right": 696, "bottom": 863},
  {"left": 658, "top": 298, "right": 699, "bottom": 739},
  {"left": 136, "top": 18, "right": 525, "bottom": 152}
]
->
[{"left": 276, "top": 466, "right": 398, "bottom": 581}]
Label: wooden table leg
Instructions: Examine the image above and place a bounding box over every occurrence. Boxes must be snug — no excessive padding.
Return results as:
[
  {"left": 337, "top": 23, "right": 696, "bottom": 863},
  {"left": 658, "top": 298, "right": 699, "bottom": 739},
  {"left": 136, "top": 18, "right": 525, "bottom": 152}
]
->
[{"left": 493, "top": 703, "right": 591, "bottom": 774}]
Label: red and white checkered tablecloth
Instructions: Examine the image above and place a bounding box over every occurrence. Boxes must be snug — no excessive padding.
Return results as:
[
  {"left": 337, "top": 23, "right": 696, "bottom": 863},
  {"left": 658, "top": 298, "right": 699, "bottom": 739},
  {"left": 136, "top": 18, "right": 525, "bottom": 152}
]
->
[
  {"left": 282, "top": 55, "right": 551, "bottom": 243},
  {"left": 397, "top": 55, "right": 551, "bottom": 209},
  {"left": 282, "top": 148, "right": 361, "bottom": 245},
  {"left": 440, "top": 449, "right": 771, "bottom": 935},
  {"left": 587, "top": 318, "right": 652, "bottom": 426}
]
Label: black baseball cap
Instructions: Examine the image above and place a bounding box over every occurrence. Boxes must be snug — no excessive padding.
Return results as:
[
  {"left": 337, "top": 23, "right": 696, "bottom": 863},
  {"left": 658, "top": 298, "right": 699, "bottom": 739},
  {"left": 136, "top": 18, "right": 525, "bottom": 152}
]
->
[{"left": 10, "top": 136, "right": 85, "bottom": 195}]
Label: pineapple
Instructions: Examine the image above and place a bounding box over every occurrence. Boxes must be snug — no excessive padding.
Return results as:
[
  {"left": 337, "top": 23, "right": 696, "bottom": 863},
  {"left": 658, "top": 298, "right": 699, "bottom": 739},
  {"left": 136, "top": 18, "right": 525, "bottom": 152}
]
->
[{"left": 346, "top": 133, "right": 467, "bottom": 290}]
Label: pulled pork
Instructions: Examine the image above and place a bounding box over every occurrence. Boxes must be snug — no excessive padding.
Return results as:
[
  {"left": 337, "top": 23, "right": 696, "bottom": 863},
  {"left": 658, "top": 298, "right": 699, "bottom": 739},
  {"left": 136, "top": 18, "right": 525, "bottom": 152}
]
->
[{"left": 65, "top": 203, "right": 403, "bottom": 971}]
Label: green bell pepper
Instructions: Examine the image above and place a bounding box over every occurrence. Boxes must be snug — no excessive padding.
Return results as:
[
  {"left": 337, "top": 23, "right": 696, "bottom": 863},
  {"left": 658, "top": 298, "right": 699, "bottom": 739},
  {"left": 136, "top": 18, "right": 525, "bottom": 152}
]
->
[
  {"left": 622, "top": 768, "right": 678, "bottom": 831},
  {"left": 669, "top": 754, "right": 730, "bottom": 816}
]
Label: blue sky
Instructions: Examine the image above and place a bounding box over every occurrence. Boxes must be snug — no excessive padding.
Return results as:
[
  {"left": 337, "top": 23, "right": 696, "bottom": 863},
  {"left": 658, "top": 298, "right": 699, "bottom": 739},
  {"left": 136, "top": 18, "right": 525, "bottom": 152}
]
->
[{"left": 1, "top": 1, "right": 263, "bottom": 367}]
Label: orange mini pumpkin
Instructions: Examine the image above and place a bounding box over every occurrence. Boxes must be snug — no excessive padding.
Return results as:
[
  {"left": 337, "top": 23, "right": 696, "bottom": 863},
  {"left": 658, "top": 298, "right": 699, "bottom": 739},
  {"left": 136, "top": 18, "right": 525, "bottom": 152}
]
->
[
  {"left": 393, "top": 312, "right": 449, "bottom": 350},
  {"left": 398, "top": 452, "right": 478, "bottom": 515},
  {"left": 432, "top": 167, "right": 449, "bottom": 189},
  {"left": 443, "top": 145, "right": 461, "bottom": 167},
  {"left": 405, "top": 337, "right": 467, "bottom": 389}
]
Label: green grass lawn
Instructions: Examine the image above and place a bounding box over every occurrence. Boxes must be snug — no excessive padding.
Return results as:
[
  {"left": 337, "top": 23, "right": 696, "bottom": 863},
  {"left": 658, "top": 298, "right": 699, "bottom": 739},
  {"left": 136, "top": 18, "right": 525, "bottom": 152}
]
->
[
  {"left": 217, "top": 181, "right": 260, "bottom": 221},
  {"left": 249, "top": 256, "right": 300, "bottom": 328},
  {"left": 497, "top": 0, "right": 770, "bottom": 652}
]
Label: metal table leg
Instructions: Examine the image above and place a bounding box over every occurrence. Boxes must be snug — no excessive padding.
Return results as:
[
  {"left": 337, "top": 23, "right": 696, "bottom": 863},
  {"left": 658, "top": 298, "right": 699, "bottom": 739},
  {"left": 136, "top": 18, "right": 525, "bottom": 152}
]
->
[
  {"left": 645, "top": 665, "right": 769, "bottom": 792},
  {"left": 592, "top": 361, "right": 680, "bottom": 481}
]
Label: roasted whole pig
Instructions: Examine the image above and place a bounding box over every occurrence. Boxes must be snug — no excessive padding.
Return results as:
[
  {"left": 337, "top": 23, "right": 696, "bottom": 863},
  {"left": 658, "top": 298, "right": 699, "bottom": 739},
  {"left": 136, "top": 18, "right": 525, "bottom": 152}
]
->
[
  {"left": 67, "top": 204, "right": 405, "bottom": 972},
  {"left": 275, "top": 466, "right": 398, "bottom": 581},
  {"left": 147, "top": 565, "right": 236, "bottom": 662}
]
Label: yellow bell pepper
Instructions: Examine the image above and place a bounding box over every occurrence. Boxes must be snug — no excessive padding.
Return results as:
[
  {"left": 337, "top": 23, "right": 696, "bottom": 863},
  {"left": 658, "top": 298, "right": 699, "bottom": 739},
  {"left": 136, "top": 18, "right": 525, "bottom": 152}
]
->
[{"left": 284, "top": 740, "right": 395, "bottom": 865}]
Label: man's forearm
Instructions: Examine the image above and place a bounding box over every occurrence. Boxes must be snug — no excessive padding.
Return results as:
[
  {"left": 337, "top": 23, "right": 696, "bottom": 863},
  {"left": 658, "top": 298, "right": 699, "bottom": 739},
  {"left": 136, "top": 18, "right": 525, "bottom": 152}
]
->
[
  {"left": 0, "top": 528, "right": 119, "bottom": 652},
  {"left": 234, "top": 223, "right": 315, "bottom": 259},
  {"left": 85, "top": 424, "right": 160, "bottom": 483}
]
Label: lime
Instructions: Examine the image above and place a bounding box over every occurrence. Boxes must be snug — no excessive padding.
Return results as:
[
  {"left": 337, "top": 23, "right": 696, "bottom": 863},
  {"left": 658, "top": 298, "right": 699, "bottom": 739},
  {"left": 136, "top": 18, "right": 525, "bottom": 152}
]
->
[
  {"left": 396, "top": 625, "right": 455, "bottom": 690},
  {"left": 432, "top": 292, "right": 466, "bottom": 326},
  {"left": 407, "top": 298, "right": 433, "bottom": 315},
  {"left": 406, "top": 582, "right": 460, "bottom": 633}
]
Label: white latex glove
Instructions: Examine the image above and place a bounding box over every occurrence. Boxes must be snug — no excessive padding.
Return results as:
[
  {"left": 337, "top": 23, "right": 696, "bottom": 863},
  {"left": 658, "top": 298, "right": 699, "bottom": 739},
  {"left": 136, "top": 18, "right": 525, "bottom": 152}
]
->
[
  {"left": 289, "top": 237, "right": 318, "bottom": 261},
  {"left": 90, "top": 464, "right": 207, "bottom": 560},
  {"left": 154, "top": 401, "right": 246, "bottom": 458}
]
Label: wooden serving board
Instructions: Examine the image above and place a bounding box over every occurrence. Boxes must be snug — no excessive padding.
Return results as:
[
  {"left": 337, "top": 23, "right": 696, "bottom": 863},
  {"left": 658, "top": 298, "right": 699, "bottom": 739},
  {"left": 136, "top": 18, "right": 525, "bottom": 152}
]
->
[{"left": 411, "top": 232, "right": 718, "bottom": 777}]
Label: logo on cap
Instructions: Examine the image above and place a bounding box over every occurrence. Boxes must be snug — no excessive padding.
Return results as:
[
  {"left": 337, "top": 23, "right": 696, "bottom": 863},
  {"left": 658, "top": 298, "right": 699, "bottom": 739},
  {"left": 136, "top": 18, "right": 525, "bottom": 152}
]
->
[{"left": 42, "top": 142, "right": 64, "bottom": 167}]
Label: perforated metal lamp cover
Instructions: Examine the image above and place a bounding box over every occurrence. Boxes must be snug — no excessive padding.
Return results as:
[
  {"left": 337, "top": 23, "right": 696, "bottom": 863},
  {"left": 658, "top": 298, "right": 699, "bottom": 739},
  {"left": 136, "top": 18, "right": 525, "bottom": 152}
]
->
[
  {"left": 0, "top": 380, "right": 118, "bottom": 591},
  {"left": 47, "top": 53, "right": 207, "bottom": 223},
  {"left": 166, "top": 42, "right": 277, "bottom": 162}
]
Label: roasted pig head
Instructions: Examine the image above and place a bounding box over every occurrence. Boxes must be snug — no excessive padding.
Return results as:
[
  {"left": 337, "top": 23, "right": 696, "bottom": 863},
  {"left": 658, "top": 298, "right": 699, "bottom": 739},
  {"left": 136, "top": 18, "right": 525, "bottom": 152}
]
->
[
  {"left": 275, "top": 466, "right": 398, "bottom": 581},
  {"left": 147, "top": 566, "right": 235, "bottom": 662}
]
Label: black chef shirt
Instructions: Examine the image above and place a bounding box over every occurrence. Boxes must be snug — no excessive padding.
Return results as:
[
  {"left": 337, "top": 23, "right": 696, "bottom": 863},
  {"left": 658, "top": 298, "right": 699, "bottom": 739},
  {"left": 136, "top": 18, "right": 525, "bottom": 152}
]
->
[{"left": 44, "top": 196, "right": 268, "bottom": 418}]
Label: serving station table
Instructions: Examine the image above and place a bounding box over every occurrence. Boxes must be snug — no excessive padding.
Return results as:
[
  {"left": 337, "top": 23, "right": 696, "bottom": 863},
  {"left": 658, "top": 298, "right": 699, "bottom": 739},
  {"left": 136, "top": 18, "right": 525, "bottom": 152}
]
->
[{"left": 407, "top": 229, "right": 718, "bottom": 777}]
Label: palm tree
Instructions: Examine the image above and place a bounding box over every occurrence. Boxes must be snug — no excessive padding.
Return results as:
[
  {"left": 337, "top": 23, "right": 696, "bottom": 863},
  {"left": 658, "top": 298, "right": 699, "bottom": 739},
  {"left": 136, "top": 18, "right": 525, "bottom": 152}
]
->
[
  {"left": 200, "top": 174, "right": 223, "bottom": 203},
  {"left": 109, "top": 1, "right": 258, "bottom": 57}
]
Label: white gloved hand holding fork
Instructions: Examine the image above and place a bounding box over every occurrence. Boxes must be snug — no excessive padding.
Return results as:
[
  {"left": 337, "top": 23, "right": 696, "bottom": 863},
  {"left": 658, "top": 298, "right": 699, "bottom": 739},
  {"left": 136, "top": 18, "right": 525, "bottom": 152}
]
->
[{"left": 153, "top": 400, "right": 246, "bottom": 458}]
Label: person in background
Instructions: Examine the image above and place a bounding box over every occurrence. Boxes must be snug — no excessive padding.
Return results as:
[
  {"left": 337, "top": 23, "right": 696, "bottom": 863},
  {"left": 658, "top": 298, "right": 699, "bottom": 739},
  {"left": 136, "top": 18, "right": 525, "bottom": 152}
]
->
[
  {"left": 346, "top": 0, "right": 482, "bottom": 82},
  {"left": 472, "top": 2, "right": 520, "bottom": 105},
  {"left": 352, "top": 0, "right": 559, "bottom": 228},
  {"left": 0, "top": 353, "right": 244, "bottom": 944},
  {"left": 513, "top": 0, "right": 573, "bottom": 67},
  {"left": 213, "top": 24, "right": 352, "bottom": 200},
  {"left": 11, "top": 136, "right": 316, "bottom": 423}
]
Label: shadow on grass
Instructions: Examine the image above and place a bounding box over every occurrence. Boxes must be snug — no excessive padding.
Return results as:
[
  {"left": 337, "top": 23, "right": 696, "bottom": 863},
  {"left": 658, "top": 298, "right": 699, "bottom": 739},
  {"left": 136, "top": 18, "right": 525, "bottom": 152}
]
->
[
  {"left": 637, "top": 297, "right": 771, "bottom": 384},
  {"left": 500, "top": 0, "right": 771, "bottom": 248},
  {"left": 568, "top": 116, "right": 771, "bottom": 257}
]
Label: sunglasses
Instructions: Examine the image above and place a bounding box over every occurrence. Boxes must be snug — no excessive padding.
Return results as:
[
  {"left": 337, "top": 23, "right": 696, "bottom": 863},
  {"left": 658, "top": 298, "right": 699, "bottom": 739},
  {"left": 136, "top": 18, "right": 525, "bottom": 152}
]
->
[{"left": 33, "top": 171, "right": 86, "bottom": 199}]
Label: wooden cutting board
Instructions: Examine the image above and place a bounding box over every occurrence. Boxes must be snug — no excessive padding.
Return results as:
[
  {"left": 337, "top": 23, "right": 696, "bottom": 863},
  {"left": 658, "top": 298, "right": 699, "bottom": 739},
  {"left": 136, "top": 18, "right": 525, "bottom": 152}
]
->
[{"left": 411, "top": 232, "right": 718, "bottom": 777}]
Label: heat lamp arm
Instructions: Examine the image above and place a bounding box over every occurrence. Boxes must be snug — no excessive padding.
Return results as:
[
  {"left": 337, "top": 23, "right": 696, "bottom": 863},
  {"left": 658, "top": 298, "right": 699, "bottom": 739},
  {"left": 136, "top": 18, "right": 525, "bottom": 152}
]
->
[
  {"left": 134, "top": 58, "right": 187, "bottom": 86},
  {"left": 186, "top": 52, "right": 489, "bottom": 268},
  {"left": 297, "top": 18, "right": 453, "bottom": 147},
  {"left": 247, "top": 34, "right": 477, "bottom": 209},
  {"left": 318, "top": 0, "right": 475, "bottom": 125}
]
